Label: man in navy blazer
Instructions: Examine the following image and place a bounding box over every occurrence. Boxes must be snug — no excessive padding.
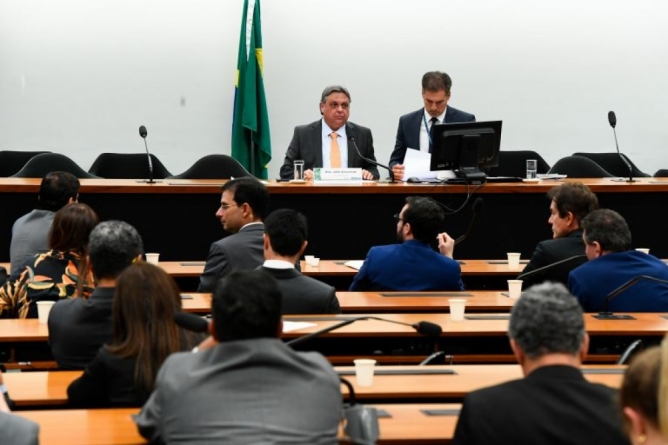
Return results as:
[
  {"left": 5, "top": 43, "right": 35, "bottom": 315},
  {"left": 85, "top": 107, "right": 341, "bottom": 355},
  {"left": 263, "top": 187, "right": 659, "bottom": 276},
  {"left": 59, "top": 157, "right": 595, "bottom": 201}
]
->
[
  {"left": 279, "top": 85, "right": 379, "bottom": 180},
  {"left": 349, "top": 196, "right": 463, "bottom": 292},
  {"left": 389, "top": 71, "right": 475, "bottom": 181}
]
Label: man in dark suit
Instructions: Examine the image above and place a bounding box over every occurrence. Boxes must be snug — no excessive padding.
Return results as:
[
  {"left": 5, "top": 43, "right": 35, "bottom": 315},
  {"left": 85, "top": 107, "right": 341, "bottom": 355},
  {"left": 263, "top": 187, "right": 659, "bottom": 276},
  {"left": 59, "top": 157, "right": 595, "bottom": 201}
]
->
[
  {"left": 389, "top": 71, "right": 475, "bottom": 181},
  {"left": 279, "top": 85, "right": 380, "bottom": 180},
  {"left": 198, "top": 177, "right": 269, "bottom": 293},
  {"left": 48, "top": 220, "right": 144, "bottom": 369},
  {"left": 452, "top": 282, "right": 629, "bottom": 445},
  {"left": 520, "top": 182, "right": 599, "bottom": 287},
  {"left": 1, "top": 370, "right": 39, "bottom": 445},
  {"left": 259, "top": 209, "right": 340, "bottom": 314}
]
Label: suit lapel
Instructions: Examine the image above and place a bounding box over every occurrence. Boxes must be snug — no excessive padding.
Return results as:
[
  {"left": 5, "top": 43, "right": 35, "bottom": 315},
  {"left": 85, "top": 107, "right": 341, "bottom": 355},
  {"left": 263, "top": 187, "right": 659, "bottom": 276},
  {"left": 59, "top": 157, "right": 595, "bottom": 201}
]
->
[
  {"left": 310, "top": 120, "right": 323, "bottom": 168},
  {"left": 444, "top": 107, "right": 456, "bottom": 123}
]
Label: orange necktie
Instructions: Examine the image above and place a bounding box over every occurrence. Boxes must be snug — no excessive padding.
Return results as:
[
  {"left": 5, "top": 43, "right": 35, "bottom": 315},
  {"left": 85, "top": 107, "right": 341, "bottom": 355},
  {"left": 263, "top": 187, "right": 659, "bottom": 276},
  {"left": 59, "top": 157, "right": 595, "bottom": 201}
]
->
[{"left": 330, "top": 132, "right": 341, "bottom": 168}]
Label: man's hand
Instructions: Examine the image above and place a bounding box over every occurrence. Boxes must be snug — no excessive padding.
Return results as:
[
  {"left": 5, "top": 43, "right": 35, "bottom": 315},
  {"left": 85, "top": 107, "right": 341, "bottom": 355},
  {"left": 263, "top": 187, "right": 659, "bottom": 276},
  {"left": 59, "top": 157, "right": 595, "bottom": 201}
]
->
[
  {"left": 304, "top": 169, "right": 314, "bottom": 181},
  {"left": 362, "top": 169, "right": 375, "bottom": 180},
  {"left": 437, "top": 232, "right": 455, "bottom": 258},
  {"left": 392, "top": 164, "right": 405, "bottom": 181}
]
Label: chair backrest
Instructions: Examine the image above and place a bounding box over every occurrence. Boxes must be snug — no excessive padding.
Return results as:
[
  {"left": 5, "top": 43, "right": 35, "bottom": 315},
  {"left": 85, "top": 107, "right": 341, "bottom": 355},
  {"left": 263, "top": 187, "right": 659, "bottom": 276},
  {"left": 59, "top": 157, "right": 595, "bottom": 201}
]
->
[
  {"left": 572, "top": 152, "right": 650, "bottom": 178},
  {"left": 654, "top": 169, "right": 668, "bottom": 178},
  {"left": 11, "top": 153, "right": 99, "bottom": 179},
  {"left": 88, "top": 153, "right": 172, "bottom": 179},
  {"left": 0, "top": 150, "right": 52, "bottom": 177},
  {"left": 167, "top": 154, "right": 252, "bottom": 179},
  {"left": 547, "top": 156, "right": 615, "bottom": 178},
  {"left": 486, "top": 150, "right": 551, "bottom": 178}
]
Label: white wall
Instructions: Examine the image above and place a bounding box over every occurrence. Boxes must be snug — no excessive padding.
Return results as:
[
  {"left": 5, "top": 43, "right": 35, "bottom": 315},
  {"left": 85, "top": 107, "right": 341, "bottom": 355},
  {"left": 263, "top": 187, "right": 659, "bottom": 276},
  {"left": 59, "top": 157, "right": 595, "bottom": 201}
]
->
[{"left": 1, "top": 0, "right": 667, "bottom": 178}]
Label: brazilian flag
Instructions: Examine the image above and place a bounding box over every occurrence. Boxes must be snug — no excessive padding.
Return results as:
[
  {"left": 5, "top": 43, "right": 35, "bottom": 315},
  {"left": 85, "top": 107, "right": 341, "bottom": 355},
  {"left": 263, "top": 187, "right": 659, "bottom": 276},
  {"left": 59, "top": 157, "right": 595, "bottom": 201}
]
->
[{"left": 231, "top": 0, "right": 271, "bottom": 178}]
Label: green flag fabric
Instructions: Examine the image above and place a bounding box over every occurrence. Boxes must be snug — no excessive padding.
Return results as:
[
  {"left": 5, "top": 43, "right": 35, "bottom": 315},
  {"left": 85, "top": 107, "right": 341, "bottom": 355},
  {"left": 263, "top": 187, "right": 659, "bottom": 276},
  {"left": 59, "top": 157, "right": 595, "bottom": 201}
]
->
[{"left": 231, "top": 0, "right": 271, "bottom": 179}]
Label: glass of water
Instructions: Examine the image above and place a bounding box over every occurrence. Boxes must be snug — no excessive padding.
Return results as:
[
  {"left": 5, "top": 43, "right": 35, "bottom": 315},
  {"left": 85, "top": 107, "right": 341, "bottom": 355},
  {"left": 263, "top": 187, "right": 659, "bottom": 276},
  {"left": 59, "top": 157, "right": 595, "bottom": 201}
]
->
[
  {"left": 293, "top": 160, "right": 305, "bottom": 180},
  {"left": 526, "top": 159, "right": 537, "bottom": 179}
]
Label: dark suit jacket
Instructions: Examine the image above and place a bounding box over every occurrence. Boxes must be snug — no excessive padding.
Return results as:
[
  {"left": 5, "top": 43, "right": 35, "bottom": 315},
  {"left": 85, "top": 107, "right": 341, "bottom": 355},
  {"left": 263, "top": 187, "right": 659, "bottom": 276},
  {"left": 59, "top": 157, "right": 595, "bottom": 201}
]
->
[
  {"left": 389, "top": 106, "right": 476, "bottom": 167},
  {"left": 520, "top": 230, "right": 587, "bottom": 288},
  {"left": 198, "top": 223, "right": 265, "bottom": 293},
  {"left": 48, "top": 286, "right": 114, "bottom": 369},
  {"left": 279, "top": 120, "right": 380, "bottom": 179},
  {"left": 259, "top": 266, "right": 341, "bottom": 314},
  {"left": 453, "top": 365, "right": 630, "bottom": 445},
  {"left": 0, "top": 412, "right": 39, "bottom": 445}
]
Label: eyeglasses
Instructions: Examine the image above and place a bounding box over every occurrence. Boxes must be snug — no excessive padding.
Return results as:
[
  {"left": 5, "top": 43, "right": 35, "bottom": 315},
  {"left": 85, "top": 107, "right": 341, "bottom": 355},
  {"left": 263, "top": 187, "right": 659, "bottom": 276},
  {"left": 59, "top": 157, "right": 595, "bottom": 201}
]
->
[
  {"left": 393, "top": 214, "right": 404, "bottom": 223},
  {"left": 220, "top": 204, "right": 237, "bottom": 211}
]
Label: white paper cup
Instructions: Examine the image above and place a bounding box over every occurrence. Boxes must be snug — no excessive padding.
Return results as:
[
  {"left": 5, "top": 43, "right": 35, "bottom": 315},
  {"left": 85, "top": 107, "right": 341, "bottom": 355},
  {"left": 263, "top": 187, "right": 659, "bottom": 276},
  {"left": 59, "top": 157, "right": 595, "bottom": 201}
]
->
[
  {"left": 507, "top": 253, "right": 521, "bottom": 269},
  {"left": 37, "top": 301, "right": 56, "bottom": 324},
  {"left": 308, "top": 257, "right": 320, "bottom": 267},
  {"left": 508, "top": 280, "right": 523, "bottom": 299},
  {"left": 145, "top": 253, "right": 160, "bottom": 265},
  {"left": 304, "top": 255, "right": 315, "bottom": 265},
  {"left": 449, "top": 298, "right": 466, "bottom": 322},
  {"left": 636, "top": 248, "right": 650, "bottom": 254},
  {"left": 353, "top": 359, "right": 377, "bottom": 387}
]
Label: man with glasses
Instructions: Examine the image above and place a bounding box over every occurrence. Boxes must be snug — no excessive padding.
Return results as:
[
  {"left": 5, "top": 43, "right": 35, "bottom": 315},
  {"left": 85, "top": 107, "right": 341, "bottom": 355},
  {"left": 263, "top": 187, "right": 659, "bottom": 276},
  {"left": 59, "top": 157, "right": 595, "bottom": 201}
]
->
[
  {"left": 279, "top": 85, "right": 380, "bottom": 181},
  {"left": 198, "top": 177, "right": 269, "bottom": 292},
  {"left": 349, "top": 196, "right": 463, "bottom": 291}
]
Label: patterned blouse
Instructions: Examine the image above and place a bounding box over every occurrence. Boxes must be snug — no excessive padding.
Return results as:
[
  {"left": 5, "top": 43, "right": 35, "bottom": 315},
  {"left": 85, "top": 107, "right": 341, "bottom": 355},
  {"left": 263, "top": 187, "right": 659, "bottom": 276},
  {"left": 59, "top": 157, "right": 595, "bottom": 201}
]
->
[{"left": 0, "top": 250, "right": 95, "bottom": 319}]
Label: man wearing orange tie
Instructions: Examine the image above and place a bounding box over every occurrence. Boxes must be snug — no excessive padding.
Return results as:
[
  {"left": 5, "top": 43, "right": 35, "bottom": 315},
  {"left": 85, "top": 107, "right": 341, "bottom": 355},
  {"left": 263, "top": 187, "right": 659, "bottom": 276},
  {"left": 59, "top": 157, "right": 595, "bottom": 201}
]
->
[{"left": 279, "top": 85, "right": 380, "bottom": 180}]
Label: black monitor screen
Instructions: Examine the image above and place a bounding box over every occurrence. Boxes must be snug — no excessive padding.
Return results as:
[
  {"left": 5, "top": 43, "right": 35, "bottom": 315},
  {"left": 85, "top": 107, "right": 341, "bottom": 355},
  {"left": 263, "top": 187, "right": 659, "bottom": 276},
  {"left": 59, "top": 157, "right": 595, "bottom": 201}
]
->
[{"left": 430, "top": 121, "right": 502, "bottom": 174}]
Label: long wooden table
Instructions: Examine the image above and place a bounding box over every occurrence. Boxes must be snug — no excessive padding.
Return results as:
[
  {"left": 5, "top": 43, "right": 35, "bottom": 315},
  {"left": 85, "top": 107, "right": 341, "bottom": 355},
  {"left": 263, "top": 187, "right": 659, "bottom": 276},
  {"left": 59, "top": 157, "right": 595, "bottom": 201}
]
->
[
  {"left": 3, "top": 178, "right": 668, "bottom": 263},
  {"left": 4, "top": 364, "right": 625, "bottom": 407},
  {"left": 15, "top": 404, "right": 461, "bottom": 444}
]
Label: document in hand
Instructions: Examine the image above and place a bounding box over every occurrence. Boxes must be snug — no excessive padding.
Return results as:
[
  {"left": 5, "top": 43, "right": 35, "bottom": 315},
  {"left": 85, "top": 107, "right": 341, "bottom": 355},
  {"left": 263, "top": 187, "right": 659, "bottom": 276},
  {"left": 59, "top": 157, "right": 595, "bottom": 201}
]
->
[{"left": 403, "top": 149, "right": 456, "bottom": 181}]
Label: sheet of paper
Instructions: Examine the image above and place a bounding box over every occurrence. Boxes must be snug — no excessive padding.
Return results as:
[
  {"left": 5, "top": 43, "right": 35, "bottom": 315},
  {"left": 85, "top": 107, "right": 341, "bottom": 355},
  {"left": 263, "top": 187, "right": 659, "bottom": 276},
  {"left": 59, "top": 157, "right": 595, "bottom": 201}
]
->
[
  {"left": 282, "top": 321, "right": 317, "bottom": 333},
  {"left": 343, "top": 260, "right": 364, "bottom": 270},
  {"left": 403, "top": 148, "right": 438, "bottom": 181}
]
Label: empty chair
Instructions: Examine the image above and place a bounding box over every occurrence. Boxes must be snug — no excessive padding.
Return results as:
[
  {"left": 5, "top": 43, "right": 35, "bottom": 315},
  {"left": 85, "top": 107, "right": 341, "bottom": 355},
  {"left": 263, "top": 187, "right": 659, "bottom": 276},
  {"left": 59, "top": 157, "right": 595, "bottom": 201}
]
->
[
  {"left": 11, "top": 153, "right": 99, "bottom": 179},
  {"left": 572, "top": 152, "right": 649, "bottom": 177},
  {"left": 547, "top": 156, "right": 615, "bottom": 178},
  {"left": 167, "top": 154, "right": 251, "bottom": 179},
  {"left": 487, "top": 150, "right": 551, "bottom": 178},
  {"left": 88, "top": 153, "right": 172, "bottom": 179},
  {"left": 654, "top": 169, "right": 668, "bottom": 177},
  {"left": 0, "top": 150, "right": 51, "bottom": 177}
]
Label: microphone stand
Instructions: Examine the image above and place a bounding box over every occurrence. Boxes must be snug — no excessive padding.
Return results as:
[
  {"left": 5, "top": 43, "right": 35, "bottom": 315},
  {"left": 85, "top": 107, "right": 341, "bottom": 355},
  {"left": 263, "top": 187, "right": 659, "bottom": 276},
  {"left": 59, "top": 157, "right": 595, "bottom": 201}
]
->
[
  {"left": 594, "top": 275, "right": 668, "bottom": 320},
  {"left": 349, "top": 137, "right": 396, "bottom": 183}
]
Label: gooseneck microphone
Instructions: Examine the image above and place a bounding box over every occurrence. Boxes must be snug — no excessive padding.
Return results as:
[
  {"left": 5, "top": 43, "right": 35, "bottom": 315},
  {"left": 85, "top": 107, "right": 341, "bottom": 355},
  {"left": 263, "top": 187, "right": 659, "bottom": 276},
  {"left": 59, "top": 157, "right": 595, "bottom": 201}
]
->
[
  {"left": 138, "top": 125, "right": 157, "bottom": 184},
  {"left": 454, "top": 197, "right": 484, "bottom": 245},
  {"left": 595, "top": 275, "right": 668, "bottom": 319},
  {"left": 516, "top": 254, "right": 587, "bottom": 281},
  {"left": 607, "top": 111, "right": 635, "bottom": 183},
  {"left": 349, "top": 136, "right": 395, "bottom": 182}
]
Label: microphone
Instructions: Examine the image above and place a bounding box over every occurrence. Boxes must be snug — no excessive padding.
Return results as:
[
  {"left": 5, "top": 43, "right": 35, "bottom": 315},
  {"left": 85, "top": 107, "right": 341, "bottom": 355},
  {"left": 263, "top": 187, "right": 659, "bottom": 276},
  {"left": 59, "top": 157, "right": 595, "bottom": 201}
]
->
[
  {"left": 138, "top": 125, "right": 158, "bottom": 184},
  {"left": 607, "top": 111, "right": 635, "bottom": 183},
  {"left": 516, "top": 254, "right": 587, "bottom": 281},
  {"left": 285, "top": 316, "right": 442, "bottom": 347},
  {"left": 595, "top": 275, "right": 668, "bottom": 320},
  {"left": 349, "top": 136, "right": 395, "bottom": 182},
  {"left": 174, "top": 312, "right": 209, "bottom": 333},
  {"left": 454, "top": 197, "right": 484, "bottom": 245}
]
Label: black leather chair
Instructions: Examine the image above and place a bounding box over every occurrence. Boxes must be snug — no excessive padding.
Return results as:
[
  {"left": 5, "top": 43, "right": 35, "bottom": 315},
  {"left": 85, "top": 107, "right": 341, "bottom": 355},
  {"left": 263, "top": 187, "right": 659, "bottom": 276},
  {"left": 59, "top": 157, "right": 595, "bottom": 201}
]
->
[
  {"left": 88, "top": 153, "right": 172, "bottom": 179},
  {"left": 654, "top": 169, "right": 668, "bottom": 178},
  {"left": 11, "top": 153, "right": 99, "bottom": 179},
  {"left": 547, "top": 156, "right": 615, "bottom": 178},
  {"left": 572, "top": 152, "right": 649, "bottom": 177},
  {"left": 0, "top": 150, "right": 51, "bottom": 177},
  {"left": 487, "top": 150, "right": 551, "bottom": 178},
  {"left": 167, "top": 154, "right": 251, "bottom": 179}
]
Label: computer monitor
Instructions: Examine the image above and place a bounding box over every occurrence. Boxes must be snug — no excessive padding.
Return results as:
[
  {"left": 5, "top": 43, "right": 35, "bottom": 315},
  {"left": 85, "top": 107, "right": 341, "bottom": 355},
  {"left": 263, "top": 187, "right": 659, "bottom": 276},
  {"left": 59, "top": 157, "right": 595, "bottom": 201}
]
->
[{"left": 430, "top": 120, "right": 502, "bottom": 183}]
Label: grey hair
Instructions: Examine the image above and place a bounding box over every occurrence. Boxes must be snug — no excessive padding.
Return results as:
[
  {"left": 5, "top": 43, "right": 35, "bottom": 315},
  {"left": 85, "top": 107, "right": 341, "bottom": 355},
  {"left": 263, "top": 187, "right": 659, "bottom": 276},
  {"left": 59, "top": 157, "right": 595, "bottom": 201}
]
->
[
  {"left": 509, "top": 282, "right": 585, "bottom": 359},
  {"left": 320, "top": 85, "right": 351, "bottom": 104},
  {"left": 88, "top": 220, "right": 144, "bottom": 280},
  {"left": 581, "top": 208, "right": 631, "bottom": 253}
]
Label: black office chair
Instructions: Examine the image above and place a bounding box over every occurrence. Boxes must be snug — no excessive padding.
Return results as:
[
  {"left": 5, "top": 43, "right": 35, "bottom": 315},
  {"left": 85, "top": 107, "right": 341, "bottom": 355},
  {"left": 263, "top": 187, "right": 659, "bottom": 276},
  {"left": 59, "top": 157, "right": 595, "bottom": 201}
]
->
[
  {"left": 572, "top": 152, "right": 650, "bottom": 178},
  {"left": 487, "top": 150, "right": 551, "bottom": 178},
  {"left": 88, "top": 153, "right": 172, "bottom": 179},
  {"left": 0, "top": 150, "right": 52, "bottom": 177},
  {"left": 167, "top": 154, "right": 252, "bottom": 179},
  {"left": 547, "top": 156, "right": 615, "bottom": 178},
  {"left": 654, "top": 169, "right": 668, "bottom": 178},
  {"left": 11, "top": 153, "right": 100, "bottom": 179}
]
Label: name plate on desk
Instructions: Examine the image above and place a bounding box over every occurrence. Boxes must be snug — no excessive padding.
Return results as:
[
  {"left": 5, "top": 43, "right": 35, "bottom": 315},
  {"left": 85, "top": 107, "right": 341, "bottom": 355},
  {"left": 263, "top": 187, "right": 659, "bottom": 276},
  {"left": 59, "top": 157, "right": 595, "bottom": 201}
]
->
[{"left": 314, "top": 168, "right": 363, "bottom": 185}]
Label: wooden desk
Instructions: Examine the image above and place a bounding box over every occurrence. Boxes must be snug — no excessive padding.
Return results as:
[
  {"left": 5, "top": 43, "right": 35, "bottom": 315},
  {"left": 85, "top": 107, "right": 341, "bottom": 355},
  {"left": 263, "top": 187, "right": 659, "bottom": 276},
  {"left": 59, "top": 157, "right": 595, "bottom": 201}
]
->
[
  {"left": 337, "top": 291, "right": 514, "bottom": 312},
  {"left": 5, "top": 364, "right": 625, "bottom": 407},
  {"left": 15, "top": 404, "right": 460, "bottom": 444}
]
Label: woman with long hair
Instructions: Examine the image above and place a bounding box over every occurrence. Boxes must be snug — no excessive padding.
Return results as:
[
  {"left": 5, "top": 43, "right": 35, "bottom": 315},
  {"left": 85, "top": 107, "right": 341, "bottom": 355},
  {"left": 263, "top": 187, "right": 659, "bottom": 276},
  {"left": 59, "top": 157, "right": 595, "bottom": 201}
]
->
[
  {"left": 0, "top": 202, "right": 98, "bottom": 318},
  {"left": 67, "top": 262, "right": 202, "bottom": 407},
  {"left": 619, "top": 337, "right": 668, "bottom": 445}
]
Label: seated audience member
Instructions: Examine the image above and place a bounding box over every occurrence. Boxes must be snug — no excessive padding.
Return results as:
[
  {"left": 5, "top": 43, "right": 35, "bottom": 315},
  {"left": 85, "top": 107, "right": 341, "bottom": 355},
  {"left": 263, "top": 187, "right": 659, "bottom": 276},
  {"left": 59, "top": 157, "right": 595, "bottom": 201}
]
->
[
  {"left": 259, "top": 209, "right": 340, "bottom": 314},
  {"left": 452, "top": 282, "right": 629, "bottom": 445},
  {"left": 198, "top": 177, "right": 269, "bottom": 293},
  {"left": 619, "top": 339, "right": 668, "bottom": 445},
  {"left": 389, "top": 71, "right": 475, "bottom": 181},
  {"left": 279, "top": 85, "right": 380, "bottom": 180},
  {"left": 67, "top": 263, "right": 202, "bottom": 407},
  {"left": 0, "top": 370, "right": 39, "bottom": 445},
  {"left": 520, "top": 182, "right": 599, "bottom": 287},
  {"left": 134, "top": 270, "right": 341, "bottom": 444},
  {"left": 568, "top": 209, "right": 668, "bottom": 312},
  {"left": 9, "top": 171, "right": 80, "bottom": 277},
  {"left": 49, "top": 220, "right": 143, "bottom": 369},
  {"left": 0, "top": 203, "right": 98, "bottom": 319},
  {"left": 349, "top": 196, "right": 463, "bottom": 291}
]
